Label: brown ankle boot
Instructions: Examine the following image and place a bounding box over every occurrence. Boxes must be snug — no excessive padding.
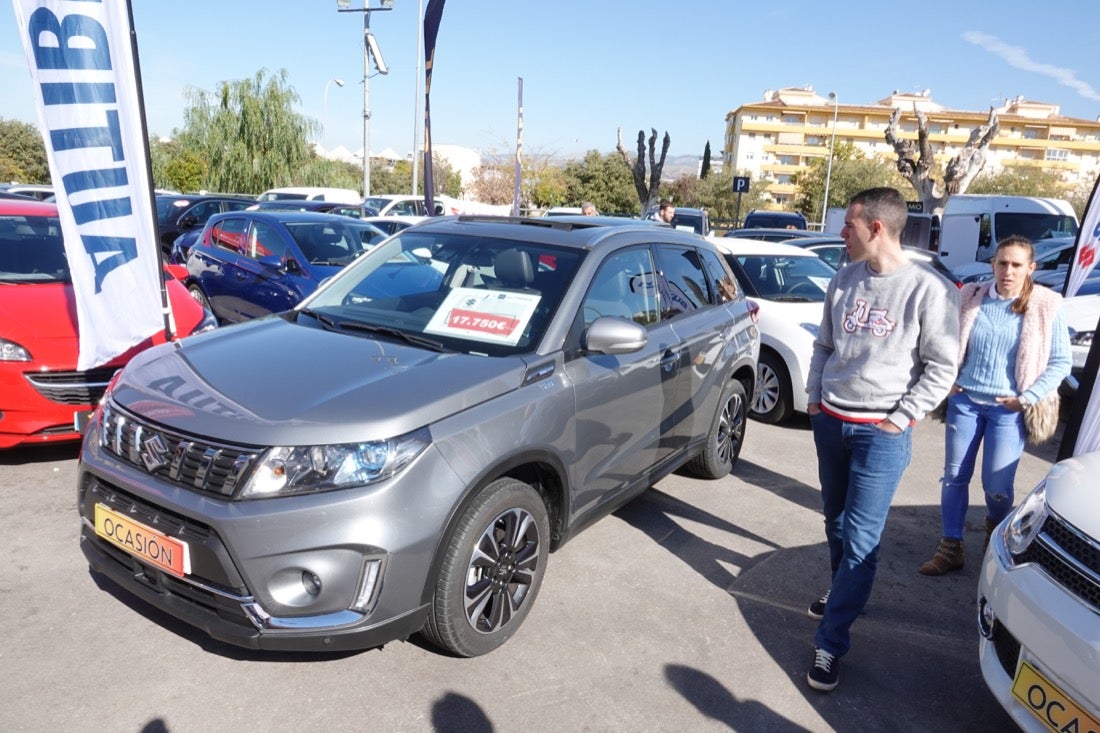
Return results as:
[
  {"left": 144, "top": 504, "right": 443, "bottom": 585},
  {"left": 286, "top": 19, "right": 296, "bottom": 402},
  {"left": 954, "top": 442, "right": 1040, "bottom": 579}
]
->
[{"left": 918, "top": 538, "right": 964, "bottom": 576}]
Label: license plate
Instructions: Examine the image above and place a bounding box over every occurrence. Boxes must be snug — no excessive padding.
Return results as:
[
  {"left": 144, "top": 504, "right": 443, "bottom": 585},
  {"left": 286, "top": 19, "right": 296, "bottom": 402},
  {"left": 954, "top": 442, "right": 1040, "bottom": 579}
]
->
[
  {"left": 1012, "top": 660, "right": 1100, "bottom": 733},
  {"left": 94, "top": 503, "right": 191, "bottom": 578}
]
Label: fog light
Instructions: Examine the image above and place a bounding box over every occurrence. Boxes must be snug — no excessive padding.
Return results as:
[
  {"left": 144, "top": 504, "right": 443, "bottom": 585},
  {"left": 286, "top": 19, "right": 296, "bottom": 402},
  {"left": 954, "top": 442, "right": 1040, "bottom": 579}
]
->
[
  {"left": 350, "top": 559, "right": 382, "bottom": 613},
  {"left": 302, "top": 571, "right": 322, "bottom": 597},
  {"left": 977, "top": 596, "right": 996, "bottom": 639}
]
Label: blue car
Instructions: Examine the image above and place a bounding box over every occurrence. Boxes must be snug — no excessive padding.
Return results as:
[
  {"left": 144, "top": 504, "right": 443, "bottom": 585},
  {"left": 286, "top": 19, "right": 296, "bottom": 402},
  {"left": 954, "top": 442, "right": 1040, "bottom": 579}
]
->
[{"left": 185, "top": 210, "right": 387, "bottom": 324}]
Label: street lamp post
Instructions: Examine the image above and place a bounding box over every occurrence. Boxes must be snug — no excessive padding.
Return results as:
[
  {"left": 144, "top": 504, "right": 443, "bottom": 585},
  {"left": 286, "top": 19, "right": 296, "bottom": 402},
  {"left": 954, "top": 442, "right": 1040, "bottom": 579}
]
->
[
  {"left": 323, "top": 78, "right": 344, "bottom": 153},
  {"left": 337, "top": 0, "right": 393, "bottom": 198},
  {"left": 820, "top": 91, "right": 839, "bottom": 230}
]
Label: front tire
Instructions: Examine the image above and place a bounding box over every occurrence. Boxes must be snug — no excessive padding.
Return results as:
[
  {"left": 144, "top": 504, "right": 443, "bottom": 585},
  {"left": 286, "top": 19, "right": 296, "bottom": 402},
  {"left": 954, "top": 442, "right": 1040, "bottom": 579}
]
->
[
  {"left": 751, "top": 351, "right": 793, "bottom": 424},
  {"left": 421, "top": 477, "right": 550, "bottom": 657},
  {"left": 686, "top": 378, "right": 748, "bottom": 478}
]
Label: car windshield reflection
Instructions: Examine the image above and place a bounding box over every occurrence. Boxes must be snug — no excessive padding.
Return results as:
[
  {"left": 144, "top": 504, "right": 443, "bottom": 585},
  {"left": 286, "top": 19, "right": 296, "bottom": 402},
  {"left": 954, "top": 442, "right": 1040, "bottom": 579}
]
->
[{"left": 304, "top": 231, "right": 584, "bottom": 356}]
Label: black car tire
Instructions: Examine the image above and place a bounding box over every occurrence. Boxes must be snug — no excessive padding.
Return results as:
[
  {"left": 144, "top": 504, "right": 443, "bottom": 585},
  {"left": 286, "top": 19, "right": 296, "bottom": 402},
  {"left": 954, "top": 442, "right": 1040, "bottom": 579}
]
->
[
  {"left": 187, "top": 285, "right": 214, "bottom": 316},
  {"left": 686, "top": 378, "right": 747, "bottom": 478},
  {"left": 422, "top": 477, "right": 550, "bottom": 657},
  {"left": 751, "top": 350, "right": 794, "bottom": 424}
]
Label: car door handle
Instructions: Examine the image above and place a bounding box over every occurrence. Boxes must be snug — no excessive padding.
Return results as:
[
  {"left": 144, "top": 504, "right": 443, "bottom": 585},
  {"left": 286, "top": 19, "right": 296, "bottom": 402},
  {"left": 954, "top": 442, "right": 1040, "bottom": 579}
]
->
[{"left": 661, "top": 350, "right": 680, "bottom": 372}]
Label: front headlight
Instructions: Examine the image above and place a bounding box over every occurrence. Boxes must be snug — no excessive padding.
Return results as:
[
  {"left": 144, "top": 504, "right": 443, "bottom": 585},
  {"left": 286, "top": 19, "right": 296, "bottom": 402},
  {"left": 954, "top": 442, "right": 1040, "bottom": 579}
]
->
[
  {"left": 0, "top": 337, "right": 31, "bottom": 361},
  {"left": 238, "top": 427, "right": 431, "bottom": 499},
  {"left": 1004, "top": 480, "right": 1048, "bottom": 555}
]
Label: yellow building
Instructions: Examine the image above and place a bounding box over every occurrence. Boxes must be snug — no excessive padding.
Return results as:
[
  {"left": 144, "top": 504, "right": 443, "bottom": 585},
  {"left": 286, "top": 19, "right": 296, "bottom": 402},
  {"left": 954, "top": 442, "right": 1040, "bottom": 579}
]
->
[{"left": 723, "top": 86, "right": 1100, "bottom": 212}]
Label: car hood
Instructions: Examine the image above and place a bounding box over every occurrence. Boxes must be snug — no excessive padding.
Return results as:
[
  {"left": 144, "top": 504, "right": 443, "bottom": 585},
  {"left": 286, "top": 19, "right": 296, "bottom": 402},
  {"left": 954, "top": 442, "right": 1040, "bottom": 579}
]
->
[
  {"left": 0, "top": 281, "right": 79, "bottom": 366},
  {"left": 749, "top": 297, "right": 822, "bottom": 338},
  {"left": 110, "top": 315, "right": 529, "bottom": 445},
  {"left": 1042, "top": 454, "right": 1100, "bottom": 540}
]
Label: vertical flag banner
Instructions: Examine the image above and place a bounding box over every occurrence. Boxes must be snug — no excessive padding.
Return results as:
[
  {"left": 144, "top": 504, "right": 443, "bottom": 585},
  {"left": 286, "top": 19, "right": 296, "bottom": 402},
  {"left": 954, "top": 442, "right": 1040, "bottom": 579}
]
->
[
  {"left": 12, "top": 0, "right": 166, "bottom": 370},
  {"left": 512, "top": 77, "right": 523, "bottom": 217},
  {"left": 1064, "top": 173, "right": 1100, "bottom": 298},
  {"left": 422, "top": 0, "right": 445, "bottom": 216}
]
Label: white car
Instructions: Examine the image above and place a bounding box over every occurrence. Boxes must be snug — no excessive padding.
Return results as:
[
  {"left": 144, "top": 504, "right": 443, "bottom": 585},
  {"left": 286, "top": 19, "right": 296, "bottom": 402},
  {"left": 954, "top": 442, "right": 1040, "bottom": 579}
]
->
[
  {"left": 977, "top": 451, "right": 1100, "bottom": 732},
  {"left": 1060, "top": 293, "right": 1100, "bottom": 374},
  {"left": 364, "top": 194, "right": 446, "bottom": 217},
  {"left": 709, "top": 236, "right": 834, "bottom": 423}
]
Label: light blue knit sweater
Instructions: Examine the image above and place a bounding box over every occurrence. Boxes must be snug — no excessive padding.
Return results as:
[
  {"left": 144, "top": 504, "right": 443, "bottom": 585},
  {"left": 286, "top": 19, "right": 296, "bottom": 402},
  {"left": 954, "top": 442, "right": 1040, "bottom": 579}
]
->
[{"left": 955, "top": 295, "right": 1071, "bottom": 403}]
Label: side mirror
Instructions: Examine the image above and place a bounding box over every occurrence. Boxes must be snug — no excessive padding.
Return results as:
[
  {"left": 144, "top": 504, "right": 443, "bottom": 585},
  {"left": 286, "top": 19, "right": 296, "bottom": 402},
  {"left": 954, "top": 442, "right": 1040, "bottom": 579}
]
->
[
  {"left": 584, "top": 316, "right": 647, "bottom": 355},
  {"left": 179, "top": 215, "right": 198, "bottom": 230}
]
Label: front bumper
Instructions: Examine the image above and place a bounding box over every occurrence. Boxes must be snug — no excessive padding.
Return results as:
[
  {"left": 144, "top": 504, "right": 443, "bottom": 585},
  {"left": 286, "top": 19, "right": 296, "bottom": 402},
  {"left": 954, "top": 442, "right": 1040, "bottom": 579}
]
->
[
  {"left": 977, "top": 528, "right": 1100, "bottom": 732},
  {"left": 77, "top": 418, "right": 467, "bottom": 652}
]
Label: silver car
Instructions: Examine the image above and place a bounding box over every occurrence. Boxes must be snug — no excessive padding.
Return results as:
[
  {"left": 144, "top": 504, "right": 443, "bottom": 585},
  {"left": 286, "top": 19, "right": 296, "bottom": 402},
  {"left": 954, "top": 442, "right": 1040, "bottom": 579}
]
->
[{"left": 77, "top": 216, "right": 759, "bottom": 656}]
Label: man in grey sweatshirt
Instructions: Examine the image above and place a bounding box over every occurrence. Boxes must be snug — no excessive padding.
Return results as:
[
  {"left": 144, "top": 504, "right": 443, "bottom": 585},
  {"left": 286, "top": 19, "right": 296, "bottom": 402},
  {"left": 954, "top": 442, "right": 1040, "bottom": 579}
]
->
[{"left": 804, "top": 187, "right": 960, "bottom": 692}]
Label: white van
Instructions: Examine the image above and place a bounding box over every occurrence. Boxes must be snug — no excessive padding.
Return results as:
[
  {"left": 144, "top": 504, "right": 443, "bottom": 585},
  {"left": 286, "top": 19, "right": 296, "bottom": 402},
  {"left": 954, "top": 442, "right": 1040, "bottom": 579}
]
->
[
  {"left": 936, "top": 194, "right": 1078, "bottom": 271},
  {"left": 257, "top": 186, "right": 361, "bottom": 205}
]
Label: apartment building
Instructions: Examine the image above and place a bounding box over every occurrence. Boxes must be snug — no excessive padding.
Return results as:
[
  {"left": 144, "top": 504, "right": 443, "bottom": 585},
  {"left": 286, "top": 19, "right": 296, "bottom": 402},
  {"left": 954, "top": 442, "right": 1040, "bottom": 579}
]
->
[{"left": 723, "top": 86, "right": 1100, "bottom": 208}]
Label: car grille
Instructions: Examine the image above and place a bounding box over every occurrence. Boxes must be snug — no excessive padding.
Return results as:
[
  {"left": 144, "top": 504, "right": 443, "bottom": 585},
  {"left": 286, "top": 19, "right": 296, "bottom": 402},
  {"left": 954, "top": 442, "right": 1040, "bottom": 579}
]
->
[
  {"left": 81, "top": 479, "right": 255, "bottom": 629},
  {"left": 25, "top": 367, "right": 118, "bottom": 405},
  {"left": 100, "top": 400, "right": 262, "bottom": 498},
  {"left": 1016, "top": 510, "right": 1100, "bottom": 612}
]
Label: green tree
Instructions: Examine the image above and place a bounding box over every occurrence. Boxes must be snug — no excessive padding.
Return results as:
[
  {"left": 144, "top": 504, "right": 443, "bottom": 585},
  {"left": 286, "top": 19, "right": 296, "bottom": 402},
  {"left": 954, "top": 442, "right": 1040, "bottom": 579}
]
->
[
  {"left": 175, "top": 69, "right": 315, "bottom": 194},
  {"left": 149, "top": 137, "right": 206, "bottom": 192},
  {"left": 794, "top": 142, "right": 908, "bottom": 224},
  {"left": 966, "top": 166, "right": 1072, "bottom": 199},
  {"left": 562, "top": 150, "right": 637, "bottom": 215},
  {"left": 700, "top": 141, "right": 711, "bottom": 180},
  {"left": 0, "top": 117, "right": 49, "bottom": 184}
]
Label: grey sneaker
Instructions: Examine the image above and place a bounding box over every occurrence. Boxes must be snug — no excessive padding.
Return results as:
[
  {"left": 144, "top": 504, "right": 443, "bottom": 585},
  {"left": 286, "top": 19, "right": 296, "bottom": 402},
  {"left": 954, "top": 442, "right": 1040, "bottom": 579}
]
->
[
  {"left": 807, "top": 590, "right": 830, "bottom": 620},
  {"left": 807, "top": 647, "right": 839, "bottom": 691}
]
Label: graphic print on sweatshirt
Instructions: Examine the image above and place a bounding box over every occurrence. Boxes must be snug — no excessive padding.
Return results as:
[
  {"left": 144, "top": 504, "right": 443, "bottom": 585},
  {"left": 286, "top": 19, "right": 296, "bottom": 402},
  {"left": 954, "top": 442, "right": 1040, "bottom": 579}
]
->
[{"left": 842, "top": 298, "right": 896, "bottom": 337}]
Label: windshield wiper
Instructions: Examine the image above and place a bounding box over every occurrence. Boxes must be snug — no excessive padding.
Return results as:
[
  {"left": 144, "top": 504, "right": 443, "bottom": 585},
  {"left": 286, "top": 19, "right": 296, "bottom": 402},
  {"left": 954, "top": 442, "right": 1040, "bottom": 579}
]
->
[
  {"left": 298, "top": 307, "right": 338, "bottom": 330},
  {"left": 336, "top": 322, "right": 449, "bottom": 352}
]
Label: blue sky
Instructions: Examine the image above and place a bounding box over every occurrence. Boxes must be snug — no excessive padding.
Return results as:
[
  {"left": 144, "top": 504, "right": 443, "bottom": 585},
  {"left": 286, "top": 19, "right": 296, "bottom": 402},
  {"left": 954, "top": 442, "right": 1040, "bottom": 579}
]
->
[{"left": 3, "top": 0, "right": 1099, "bottom": 161}]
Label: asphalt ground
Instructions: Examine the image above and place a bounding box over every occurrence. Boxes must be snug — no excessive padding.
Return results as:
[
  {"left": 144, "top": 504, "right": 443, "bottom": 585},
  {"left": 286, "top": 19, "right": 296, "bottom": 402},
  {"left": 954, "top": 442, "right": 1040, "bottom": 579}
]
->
[{"left": 0, "top": 415, "right": 1061, "bottom": 732}]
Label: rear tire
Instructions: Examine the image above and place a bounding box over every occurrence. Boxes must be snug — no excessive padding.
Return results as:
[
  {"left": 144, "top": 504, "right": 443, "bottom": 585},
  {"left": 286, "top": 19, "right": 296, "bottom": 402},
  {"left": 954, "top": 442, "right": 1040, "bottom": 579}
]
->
[
  {"left": 751, "top": 351, "right": 793, "bottom": 424},
  {"left": 686, "top": 379, "right": 748, "bottom": 478},
  {"left": 421, "top": 477, "right": 549, "bottom": 657}
]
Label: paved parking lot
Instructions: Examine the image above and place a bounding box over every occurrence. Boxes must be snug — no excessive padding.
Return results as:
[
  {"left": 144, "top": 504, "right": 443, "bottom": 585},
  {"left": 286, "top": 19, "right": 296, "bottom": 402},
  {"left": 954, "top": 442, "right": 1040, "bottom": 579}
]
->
[{"left": 0, "top": 415, "right": 1061, "bottom": 732}]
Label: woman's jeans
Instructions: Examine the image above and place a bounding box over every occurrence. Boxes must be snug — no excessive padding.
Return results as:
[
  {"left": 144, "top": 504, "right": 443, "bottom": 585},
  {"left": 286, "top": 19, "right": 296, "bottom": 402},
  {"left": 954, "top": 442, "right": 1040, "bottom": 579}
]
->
[
  {"left": 941, "top": 392, "right": 1026, "bottom": 540},
  {"left": 810, "top": 411, "right": 912, "bottom": 657}
]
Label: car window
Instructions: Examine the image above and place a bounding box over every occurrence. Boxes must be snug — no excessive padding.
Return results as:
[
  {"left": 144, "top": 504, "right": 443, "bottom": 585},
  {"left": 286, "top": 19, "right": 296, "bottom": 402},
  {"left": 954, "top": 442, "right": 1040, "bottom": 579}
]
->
[
  {"left": 698, "top": 248, "right": 739, "bottom": 303},
  {"left": 225, "top": 200, "right": 252, "bottom": 213},
  {"left": 582, "top": 248, "right": 659, "bottom": 327},
  {"left": 286, "top": 221, "right": 375, "bottom": 264},
  {"left": 391, "top": 200, "right": 420, "bottom": 216},
  {"left": 185, "top": 201, "right": 221, "bottom": 225},
  {"left": 0, "top": 214, "right": 68, "bottom": 282},
  {"left": 211, "top": 217, "right": 247, "bottom": 253},
  {"left": 656, "top": 245, "right": 709, "bottom": 318},
  {"left": 732, "top": 254, "right": 833, "bottom": 301},
  {"left": 247, "top": 221, "right": 287, "bottom": 259}
]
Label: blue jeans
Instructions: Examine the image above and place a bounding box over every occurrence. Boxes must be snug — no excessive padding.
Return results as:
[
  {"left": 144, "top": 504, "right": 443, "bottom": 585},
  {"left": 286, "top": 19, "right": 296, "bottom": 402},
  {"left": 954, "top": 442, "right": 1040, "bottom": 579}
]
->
[
  {"left": 811, "top": 411, "right": 912, "bottom": 657},
  {"left": 940, "top": 392, "right": 1026, "bottom": 539}
]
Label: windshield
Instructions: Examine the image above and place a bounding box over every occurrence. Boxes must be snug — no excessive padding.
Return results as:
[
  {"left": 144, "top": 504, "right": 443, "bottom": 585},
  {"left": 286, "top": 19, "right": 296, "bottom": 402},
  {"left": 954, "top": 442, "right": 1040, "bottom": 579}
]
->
[
  {"left": 302, "top": 231, "right": 584, "bottom": 356},
  {"left": 0, "top": 214, "right": 69, "bottom": 283},
  {"left": 727, "top": 253, "right": 833, "bottom": 301}
]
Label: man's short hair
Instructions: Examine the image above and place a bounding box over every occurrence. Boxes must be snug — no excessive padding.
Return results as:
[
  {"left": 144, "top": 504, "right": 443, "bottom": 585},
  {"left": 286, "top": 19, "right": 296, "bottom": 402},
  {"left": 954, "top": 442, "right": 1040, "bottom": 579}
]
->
[
  {"left": 659, "top": 199, "right": 674, "bottom": 212},
  {"left": 848, "top": 187, "right": 907, "bottom": 236}
]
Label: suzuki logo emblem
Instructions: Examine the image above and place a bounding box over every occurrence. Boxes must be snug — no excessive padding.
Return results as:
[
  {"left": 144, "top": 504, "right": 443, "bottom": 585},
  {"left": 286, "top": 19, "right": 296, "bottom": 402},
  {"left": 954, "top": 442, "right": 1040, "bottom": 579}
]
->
[{"left": 139, "top": 433, "right": 172, "bottom": 473}]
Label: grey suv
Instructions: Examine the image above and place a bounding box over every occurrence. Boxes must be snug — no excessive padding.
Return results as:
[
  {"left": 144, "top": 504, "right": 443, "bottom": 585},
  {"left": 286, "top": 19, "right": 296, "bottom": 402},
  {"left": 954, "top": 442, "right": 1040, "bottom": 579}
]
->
[{"left": 77, "top": 216, "right": 759, "bottom": 656}]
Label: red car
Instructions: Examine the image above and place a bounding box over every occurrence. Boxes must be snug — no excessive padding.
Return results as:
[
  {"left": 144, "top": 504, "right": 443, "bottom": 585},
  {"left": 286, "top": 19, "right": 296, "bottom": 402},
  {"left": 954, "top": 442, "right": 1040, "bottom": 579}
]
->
[{"left": 0, "top": 200, "right": 217, "bottom": 448}]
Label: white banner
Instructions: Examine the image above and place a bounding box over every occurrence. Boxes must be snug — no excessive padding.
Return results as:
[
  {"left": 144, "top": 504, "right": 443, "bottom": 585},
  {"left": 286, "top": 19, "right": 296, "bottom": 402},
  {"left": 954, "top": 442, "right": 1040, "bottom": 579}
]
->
[
  {"left": 1064, "top": 173, "right": 1100, "bottom": 298},
  {"left": 12, "top": 0, "right": 164, "bottom": 370}
]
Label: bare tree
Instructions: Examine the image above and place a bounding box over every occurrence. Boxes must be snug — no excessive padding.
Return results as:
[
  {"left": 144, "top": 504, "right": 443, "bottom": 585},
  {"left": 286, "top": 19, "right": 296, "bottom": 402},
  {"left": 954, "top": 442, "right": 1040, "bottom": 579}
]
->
[
  {"left": 885, "top": 106, "right": 1000, "bottom": 218},
  {"left": 616, "top": 127, "right": 670, "bottom": 215}
]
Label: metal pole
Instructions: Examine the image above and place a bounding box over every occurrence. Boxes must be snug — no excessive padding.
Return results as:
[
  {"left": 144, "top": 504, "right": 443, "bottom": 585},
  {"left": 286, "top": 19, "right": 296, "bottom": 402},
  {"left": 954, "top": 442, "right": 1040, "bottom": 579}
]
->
[
  {"left": 820, "top": 92, "right": 838, "bottom": 229},
  {"left": 411, "top": 0, "right": 423, "bottom": 196},
  {"left": 362, "top": 8, "right": 371, "bottom": 198}
]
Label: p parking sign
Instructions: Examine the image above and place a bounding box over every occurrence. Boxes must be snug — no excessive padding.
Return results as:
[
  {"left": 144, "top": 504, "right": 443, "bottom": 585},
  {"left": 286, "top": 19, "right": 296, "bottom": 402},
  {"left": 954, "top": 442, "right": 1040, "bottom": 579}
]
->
[{"left": 733, "top": 177, "right": 750, "bottom": 193}]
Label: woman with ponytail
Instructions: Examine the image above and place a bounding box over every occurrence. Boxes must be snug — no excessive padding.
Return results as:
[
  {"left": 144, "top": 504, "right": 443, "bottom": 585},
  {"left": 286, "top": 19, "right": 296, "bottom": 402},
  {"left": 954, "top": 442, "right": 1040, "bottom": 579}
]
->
[{"left": 919, "top": 235, "right": 1071, "bottom": 576}]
